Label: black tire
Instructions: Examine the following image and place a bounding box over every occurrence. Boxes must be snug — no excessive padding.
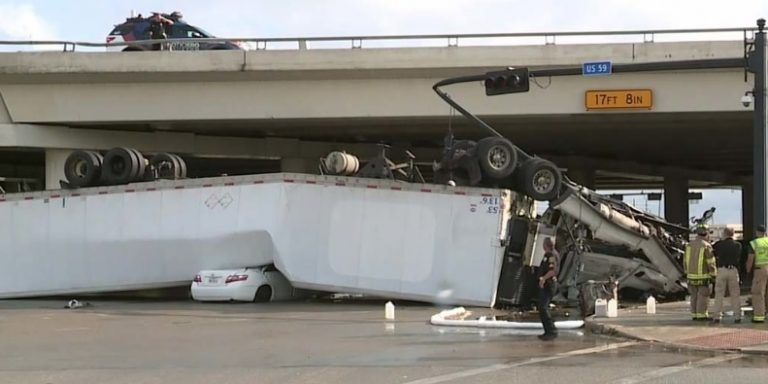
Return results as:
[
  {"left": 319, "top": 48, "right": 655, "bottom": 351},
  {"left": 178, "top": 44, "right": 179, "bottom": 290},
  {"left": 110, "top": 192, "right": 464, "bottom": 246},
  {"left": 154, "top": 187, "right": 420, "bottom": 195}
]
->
[
  {"left": 254, "top": 285, "right": 272, "bottom": 303},
  {"left": 520, "top": 158, "right": 562, "bottom": 201},
  {"left": 171, "top": 154, "right": 187, "bottom": 179},
  {"left": 102, "top": 147, "right": 141, "bottom": 185},
  {"left": 128, "top": 148, "right": 147, "bottom": 182},
  {"left": 150, "top": 153, "right": 179, "bottom": 180},
  {"left": 64, "top": 150, "right": 103, "bottom": 188},
  {"left": 476, "top": 137, "right": 518, "bottom": 179}
]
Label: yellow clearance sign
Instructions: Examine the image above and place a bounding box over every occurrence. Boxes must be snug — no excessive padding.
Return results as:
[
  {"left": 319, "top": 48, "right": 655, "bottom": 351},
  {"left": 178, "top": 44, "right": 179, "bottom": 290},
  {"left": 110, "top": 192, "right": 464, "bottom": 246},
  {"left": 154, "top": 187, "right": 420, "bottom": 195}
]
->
[{"left": 585, "top": 89, "right": 653, "bottom": 110}]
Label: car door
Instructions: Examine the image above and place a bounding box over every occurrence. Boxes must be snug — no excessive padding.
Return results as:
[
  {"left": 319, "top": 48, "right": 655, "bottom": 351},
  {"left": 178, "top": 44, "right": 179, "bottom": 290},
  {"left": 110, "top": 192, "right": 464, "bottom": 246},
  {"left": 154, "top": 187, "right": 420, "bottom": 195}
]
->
[{"left": 167, "top": 24, "right": 202, "bottom": 51}]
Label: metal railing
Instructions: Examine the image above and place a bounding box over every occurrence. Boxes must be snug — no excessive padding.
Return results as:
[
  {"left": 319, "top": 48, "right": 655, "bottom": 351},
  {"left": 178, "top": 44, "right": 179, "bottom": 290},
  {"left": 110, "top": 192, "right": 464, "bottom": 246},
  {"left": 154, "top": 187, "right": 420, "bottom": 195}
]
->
[{"left": 0, "top": 26, "right": 759, "bottom": 52}]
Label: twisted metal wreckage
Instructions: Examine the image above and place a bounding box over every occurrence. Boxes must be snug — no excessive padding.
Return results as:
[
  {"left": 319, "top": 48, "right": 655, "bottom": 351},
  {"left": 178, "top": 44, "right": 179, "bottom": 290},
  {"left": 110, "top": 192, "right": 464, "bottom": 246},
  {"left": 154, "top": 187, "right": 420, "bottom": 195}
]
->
[{"left": 324, "top": 66, "right": 711, "bottom": 311}]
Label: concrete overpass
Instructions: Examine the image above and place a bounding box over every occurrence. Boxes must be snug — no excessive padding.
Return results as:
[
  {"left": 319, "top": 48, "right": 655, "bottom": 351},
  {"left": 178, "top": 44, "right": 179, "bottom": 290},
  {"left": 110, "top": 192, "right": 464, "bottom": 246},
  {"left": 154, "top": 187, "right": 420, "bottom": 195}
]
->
[{"left": 0, "top": 38, "right": 757, "bottom": 228}]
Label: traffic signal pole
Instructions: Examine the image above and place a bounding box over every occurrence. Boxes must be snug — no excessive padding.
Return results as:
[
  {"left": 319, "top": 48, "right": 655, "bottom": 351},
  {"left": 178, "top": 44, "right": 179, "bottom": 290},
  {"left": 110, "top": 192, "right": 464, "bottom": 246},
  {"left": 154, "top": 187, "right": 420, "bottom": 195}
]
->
[{"left": 751, "top": 19, "right": 767, "bottom": 231}]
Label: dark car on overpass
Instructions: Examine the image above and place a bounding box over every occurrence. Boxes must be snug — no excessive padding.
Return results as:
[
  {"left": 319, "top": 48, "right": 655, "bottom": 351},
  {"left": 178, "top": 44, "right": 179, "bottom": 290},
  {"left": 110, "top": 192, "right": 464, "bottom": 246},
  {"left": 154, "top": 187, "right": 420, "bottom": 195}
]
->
[{"left": 106, "top": 11, "right": 242, "bottom": 51}]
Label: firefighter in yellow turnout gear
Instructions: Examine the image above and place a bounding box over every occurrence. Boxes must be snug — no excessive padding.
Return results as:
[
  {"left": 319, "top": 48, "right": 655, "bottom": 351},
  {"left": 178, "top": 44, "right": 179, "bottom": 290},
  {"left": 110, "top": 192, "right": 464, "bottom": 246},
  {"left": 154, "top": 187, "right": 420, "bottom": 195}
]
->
[
  {"left": 747, "top": 225, "right": 768, "bottom": 323},
  {"left": 685, "top": 225, "right": 717, "bottom": 321}
]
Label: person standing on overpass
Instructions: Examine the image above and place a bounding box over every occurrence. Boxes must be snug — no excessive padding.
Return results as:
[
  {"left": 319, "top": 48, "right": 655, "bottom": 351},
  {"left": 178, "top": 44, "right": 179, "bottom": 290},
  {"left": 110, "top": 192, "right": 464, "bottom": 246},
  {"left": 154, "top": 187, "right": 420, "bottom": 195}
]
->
[
  {"left": 147, "top": 14, "right": 173, "bottom": 51},
  {"left": 747, "top": 225, "right": 768, "bottom": 323},
  {"left": 712, "top": 227, "right": 742, "bottom": 323},
  {"left": 684, "top": 225, "right": 717, "bottom": 321},
  {"left": 537, "top": 237, "right": 559, "bottom": 341}
]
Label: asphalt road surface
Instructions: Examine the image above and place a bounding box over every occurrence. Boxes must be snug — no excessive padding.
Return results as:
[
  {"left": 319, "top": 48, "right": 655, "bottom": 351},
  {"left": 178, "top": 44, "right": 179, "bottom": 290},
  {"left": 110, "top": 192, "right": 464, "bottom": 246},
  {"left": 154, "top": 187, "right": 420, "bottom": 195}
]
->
[{"left": 0, "top": 299, "right": 765, "bottom": 384}]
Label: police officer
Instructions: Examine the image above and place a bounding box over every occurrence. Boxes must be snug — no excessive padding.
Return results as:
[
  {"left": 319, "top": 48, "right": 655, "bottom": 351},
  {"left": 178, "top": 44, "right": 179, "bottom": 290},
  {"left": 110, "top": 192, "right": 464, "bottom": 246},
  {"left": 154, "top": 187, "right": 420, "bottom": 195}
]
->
[
  {"left": 537, "top": 237, "right": 559, "bottom": 341},
  {"left": 747, "top": 225, "right": 768, "bottom": 323},
  {"left": 147, "top": 19, "right": 167, "bottom": 51},
  {"left": 684, "top": 225, "right": 717, "bottom": 321},
  {"left": 712, "top": 227, "right": 743, "bottom": 323}
]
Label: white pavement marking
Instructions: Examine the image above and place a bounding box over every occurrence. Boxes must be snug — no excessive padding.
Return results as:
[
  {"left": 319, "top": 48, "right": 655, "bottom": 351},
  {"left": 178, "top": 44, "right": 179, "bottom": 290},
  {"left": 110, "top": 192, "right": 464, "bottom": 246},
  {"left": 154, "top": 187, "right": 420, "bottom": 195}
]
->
[
  {"left": 613, "top": 354, "right": 743, "bottom": 384},
  {"left": 403, "top": 341, "right": 640, "bottom": 384}
]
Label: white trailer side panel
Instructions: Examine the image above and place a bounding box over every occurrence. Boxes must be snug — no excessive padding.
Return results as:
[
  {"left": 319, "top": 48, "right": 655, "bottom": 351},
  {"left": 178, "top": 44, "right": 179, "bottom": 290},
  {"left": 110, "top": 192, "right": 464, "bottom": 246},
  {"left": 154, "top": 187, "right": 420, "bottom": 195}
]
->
[
  {"left": 273, "top": 179, "right": 509, "bottom": 306},
  {"left": 0, "top": 173, "right": 511, "bottom": 306},
  {"left": 0, "top": 184, "right": 277, "bottom": 298}
]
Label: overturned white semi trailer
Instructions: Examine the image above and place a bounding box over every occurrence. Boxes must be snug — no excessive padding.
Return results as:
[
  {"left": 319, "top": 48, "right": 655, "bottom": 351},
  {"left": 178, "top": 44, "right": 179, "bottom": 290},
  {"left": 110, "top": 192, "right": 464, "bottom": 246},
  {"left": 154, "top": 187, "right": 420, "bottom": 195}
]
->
[{"left": 0, "top": 173, "right": 531, "bottom": 306}]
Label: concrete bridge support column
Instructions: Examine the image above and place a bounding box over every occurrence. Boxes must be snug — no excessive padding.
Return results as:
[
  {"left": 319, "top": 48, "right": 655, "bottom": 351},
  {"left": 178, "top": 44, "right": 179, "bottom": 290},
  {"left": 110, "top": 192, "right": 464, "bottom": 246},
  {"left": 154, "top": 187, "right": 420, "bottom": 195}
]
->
[
  {"left": 280, "top": 157, "right": 316, "bottom": 174},
  {"left": 664, "top": 177, "right": 689, "bottom": 227},
  {"left": 743, "top": 180, "right": 755, "bottom": 240},
  {"left": 45, "top": 149, "right": 71, "bottom": 190},
  {"left": 566, "top": 168, "right": 596, "bottom": 190}
]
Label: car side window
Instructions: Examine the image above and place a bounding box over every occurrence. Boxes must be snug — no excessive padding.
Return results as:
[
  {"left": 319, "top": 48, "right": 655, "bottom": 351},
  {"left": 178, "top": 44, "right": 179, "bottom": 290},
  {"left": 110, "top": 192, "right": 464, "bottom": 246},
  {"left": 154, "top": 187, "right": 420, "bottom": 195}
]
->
[
  {"left": 167, "top": 24, "right": 186, "bottom": 39},
  {"left": 186, "top": 27, "right": 205, "bottom": 39}
]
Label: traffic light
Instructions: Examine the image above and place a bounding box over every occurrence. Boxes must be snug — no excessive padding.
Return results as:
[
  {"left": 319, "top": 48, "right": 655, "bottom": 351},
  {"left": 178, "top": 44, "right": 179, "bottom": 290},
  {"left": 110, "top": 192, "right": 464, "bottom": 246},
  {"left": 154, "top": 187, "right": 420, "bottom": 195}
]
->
[{"left": 484, "top": 68, "right": 530, "bottom": 96}]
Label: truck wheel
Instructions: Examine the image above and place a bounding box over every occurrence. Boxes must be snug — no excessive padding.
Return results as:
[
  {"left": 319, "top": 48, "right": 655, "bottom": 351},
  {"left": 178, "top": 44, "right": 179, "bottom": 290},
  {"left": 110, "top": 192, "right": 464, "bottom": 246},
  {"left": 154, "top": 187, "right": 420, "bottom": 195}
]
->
[
  {"left": 171, "top": 154, "right": 187, "bottom": 179},
  {"left": 64, "top": 150, "right": 103, "bottom": 188},
  {"left": 476, "top": 137, "right": 518, "bottom": 179},
  {"left": 520, "top": 159, "right": 562, "bottom": 201},
  {"left": 254, "top": 285, "right": 272, "bottom": 302},
  {"left": 128, "top": 148, "right": 147, "bottom": 182},
  {"left": 150, "top": 153, "right": 180, "bottom": 179},
  {"left": 102, "top": 147, "right": 141, "bottom": 185}
]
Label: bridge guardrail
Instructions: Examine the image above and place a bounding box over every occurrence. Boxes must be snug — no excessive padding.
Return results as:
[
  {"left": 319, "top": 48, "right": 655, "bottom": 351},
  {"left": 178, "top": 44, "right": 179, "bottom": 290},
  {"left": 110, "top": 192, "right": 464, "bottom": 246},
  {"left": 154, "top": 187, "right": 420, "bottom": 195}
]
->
[{"left": 0, "top": 27, "right": 760, "bottom": 52}]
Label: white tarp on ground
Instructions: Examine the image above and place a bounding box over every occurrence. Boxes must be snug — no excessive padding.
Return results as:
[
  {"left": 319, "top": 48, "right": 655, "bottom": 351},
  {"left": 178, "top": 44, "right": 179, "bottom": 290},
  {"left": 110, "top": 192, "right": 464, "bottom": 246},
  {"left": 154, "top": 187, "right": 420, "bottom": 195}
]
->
[{"left": 430, "top": 307, "right": 585, "bottom": 329}]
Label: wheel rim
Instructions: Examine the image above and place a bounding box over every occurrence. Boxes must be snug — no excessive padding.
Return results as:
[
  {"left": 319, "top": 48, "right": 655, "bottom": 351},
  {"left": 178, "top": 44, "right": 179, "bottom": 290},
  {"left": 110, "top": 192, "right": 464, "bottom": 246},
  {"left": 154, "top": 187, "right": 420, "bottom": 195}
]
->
[
  {"left": 157, "top": 160, "right": 174, "bottom": 178},
  {"left": 110, "top": 158, "right": 126, "bottom": 175},
  {"left": 74, "top": 160, "right": 89, "bottom": 179},
  {"left": 532, "top": 169, "right": 555, "bottom": 194},
  {"left": 487, "top": 145, "right": 511, "bottom": 171}
]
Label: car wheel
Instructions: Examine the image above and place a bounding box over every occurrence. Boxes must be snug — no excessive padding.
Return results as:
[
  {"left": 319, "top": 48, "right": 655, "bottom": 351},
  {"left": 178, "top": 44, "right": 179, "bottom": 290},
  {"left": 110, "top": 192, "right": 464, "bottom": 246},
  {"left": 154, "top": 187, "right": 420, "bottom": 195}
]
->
[
  {"left": 520, "top": 158, "right": 562, "bottom": 201},
  {"left": 64, "top": 150, "right": 103, "bottom": 188},
  {"left": 253, "top": 285, "right": 272, "bottom": 302},
  {"left": 476, "top": 137, "right": 518, "bottom": 179}
]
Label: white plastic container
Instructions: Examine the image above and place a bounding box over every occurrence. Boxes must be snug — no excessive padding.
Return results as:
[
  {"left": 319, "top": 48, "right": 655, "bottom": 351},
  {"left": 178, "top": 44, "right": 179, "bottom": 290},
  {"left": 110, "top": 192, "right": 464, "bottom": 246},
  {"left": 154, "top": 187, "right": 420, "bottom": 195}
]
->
[
  {"left": 594, "top": 298, "right": 608, "bottom": 317},
  {"left": 607, "top": 299, "right": 618, "bottom": 318},
  {"left": 646, "top": 296, "right": 656, "bottom": 314},
  {"left": 385, "top": 301, "right": 395, "bottom": 320}
]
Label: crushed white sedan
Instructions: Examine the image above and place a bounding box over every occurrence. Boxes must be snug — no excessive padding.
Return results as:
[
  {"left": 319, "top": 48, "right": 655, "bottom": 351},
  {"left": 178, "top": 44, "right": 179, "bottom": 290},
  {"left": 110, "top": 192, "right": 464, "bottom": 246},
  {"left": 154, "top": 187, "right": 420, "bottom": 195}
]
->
[{"left": 191, "top": 265, "right": 297, "bottom": 302}]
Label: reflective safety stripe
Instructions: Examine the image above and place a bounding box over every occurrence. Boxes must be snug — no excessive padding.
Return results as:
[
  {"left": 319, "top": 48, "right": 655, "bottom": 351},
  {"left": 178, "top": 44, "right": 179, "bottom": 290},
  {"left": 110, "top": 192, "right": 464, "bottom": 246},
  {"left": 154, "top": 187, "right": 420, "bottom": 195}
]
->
[
  {"left": 687, "top": 246, "right": 709, "bottom": 279},
  {"left": 751, "top": 237, "right": 768, "bottom": 266}
]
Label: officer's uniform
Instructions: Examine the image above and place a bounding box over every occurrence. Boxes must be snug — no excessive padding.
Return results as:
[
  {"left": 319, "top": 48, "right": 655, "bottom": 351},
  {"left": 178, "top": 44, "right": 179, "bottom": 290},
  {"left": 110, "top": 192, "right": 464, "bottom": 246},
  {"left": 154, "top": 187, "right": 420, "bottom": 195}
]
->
[
  {"left": 538, "top": 249, "right": 559, "bottom": 337},
  {"left": 712, "top": 235, "right": 742, "bottom": 322},
  {"left": 749, "top": 235, "right": 768, "bottom": 322},
  {"left": 148, "top": 21, "right": 168, "bottom": 51},
  {"left": 684, "top": 236, "right": 717, "bottom": 320}
]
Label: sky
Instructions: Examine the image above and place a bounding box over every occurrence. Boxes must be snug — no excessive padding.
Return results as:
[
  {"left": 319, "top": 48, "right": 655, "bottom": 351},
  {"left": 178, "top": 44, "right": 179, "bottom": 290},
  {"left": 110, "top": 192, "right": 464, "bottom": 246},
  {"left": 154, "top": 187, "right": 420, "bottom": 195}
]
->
[
  {"left": 0, "top": 0, "right": 765, "bottom": 43},
  {"left": 0, "top": 0, "right": 765, "bottom": 224}
]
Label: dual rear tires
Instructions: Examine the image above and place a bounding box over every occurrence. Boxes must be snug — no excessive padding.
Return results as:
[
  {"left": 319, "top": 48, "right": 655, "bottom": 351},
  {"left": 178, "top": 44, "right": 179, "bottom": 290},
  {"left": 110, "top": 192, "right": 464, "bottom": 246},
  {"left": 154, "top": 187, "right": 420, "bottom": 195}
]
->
[
  {"left": 149, "top": 153, "right": 187, "bottom": 180},
  {"left": 63, "top": 150, "right": 104, "bottom": 188},
  {"left": 474, "top": 137, "right": 562, "bottom": 201},
  {"left": 64, "top": 148, "right": 187, "bottom": 188}
]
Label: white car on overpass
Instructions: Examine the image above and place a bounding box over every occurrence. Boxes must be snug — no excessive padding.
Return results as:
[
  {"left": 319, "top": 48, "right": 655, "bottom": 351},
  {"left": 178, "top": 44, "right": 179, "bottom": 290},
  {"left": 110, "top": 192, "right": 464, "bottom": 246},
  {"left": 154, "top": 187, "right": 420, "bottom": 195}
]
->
[{"left": 191, "top": 265, "right": 297, "bottom": 302}]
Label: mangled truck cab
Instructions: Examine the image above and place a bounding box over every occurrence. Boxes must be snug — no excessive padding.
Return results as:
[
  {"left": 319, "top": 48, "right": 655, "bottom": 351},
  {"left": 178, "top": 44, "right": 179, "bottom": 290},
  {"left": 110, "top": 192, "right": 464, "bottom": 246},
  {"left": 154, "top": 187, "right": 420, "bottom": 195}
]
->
[{"left": 429, "top": 68, "right": 690, "bottom": 309}]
